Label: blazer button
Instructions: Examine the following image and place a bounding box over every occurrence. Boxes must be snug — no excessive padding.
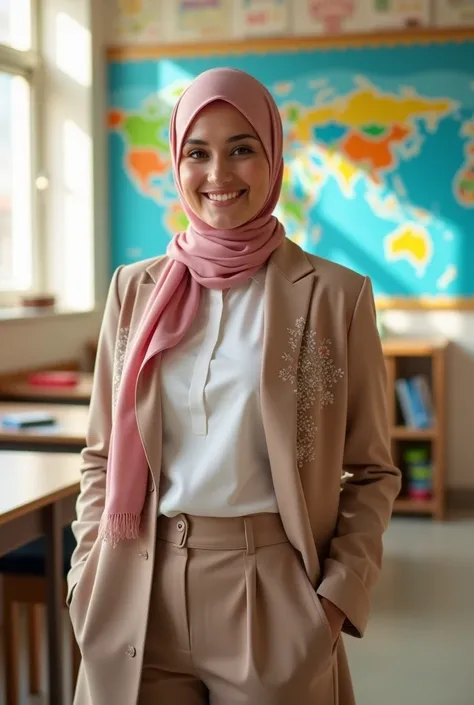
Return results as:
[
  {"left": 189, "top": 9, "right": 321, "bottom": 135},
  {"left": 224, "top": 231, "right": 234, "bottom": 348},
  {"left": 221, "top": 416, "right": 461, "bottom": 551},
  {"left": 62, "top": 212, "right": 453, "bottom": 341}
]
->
[{"left": 126, "top": 646, "right": 136, "bottom": 658}]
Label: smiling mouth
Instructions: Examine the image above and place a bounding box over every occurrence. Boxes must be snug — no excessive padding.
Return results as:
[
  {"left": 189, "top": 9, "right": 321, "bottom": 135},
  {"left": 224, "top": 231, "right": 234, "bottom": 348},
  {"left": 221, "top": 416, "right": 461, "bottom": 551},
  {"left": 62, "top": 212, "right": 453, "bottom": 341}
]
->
[{"left": 202, "top": 190, "right": 247, "bottom": 205}]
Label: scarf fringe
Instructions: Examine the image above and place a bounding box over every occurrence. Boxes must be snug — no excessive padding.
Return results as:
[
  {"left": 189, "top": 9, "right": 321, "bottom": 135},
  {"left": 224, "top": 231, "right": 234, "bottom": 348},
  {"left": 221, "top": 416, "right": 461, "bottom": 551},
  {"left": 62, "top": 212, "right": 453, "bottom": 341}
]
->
[{"left": 99, "top": 513, "right": 140, "bottom": 548}]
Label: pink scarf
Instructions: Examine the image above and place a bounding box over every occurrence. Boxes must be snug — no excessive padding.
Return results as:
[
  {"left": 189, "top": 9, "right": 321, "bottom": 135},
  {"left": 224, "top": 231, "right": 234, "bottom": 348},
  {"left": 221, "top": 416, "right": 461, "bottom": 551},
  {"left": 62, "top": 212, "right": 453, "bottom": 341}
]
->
[{"left": 100, "top": 68, "right": 285, "bottom": 545}]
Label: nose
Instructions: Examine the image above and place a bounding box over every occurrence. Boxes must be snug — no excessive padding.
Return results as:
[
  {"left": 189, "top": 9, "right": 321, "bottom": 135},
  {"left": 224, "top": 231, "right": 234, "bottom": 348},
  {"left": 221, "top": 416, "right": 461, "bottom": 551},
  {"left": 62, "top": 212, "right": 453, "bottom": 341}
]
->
[{"left": 207, "top": 156, "right": 232, "bottom": 186}]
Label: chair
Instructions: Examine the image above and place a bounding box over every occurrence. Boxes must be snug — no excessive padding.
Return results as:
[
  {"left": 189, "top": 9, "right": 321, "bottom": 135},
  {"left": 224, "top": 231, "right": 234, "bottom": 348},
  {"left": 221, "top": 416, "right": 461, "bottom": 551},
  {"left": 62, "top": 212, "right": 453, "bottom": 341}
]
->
[{"left": 0, "top": 526, "right": 80, "bottom": 705}]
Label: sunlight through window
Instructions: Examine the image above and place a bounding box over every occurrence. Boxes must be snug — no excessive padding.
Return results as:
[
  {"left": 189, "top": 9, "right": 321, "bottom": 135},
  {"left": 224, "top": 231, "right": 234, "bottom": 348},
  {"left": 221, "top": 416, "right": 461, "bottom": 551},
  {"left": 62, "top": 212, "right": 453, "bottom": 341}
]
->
[
  {"left": 11, "top": 75, "right": 32, "bottom": 290},
  {"left": 0, "top": 72, "right": 32, "bottom": 291},
  {"left": 62, "top": 119, "right": 93, "bottom": 309},
  {"left": 0, "top": 0, "right": 31, "bottom": 50},
  {"left": 55, "top": 11, "right": 91, "bottom": 87}
]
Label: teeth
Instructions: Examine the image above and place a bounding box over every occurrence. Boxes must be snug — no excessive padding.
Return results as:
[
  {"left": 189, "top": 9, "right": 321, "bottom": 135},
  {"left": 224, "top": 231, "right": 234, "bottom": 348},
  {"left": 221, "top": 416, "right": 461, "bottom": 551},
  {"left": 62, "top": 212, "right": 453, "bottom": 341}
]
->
[{"left": 207, "top": 191, "right": 240, "bottom": 202}]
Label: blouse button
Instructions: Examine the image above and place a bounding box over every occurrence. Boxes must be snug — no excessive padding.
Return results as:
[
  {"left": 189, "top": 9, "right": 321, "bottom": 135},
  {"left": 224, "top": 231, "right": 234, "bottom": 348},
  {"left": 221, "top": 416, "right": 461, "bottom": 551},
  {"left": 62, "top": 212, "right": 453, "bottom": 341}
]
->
[
  {"left": 139, "top": 550, "right": 149, "bottom": 560},
  {"left": 126, "top": 646, "right": 136, "bottom": 658}
]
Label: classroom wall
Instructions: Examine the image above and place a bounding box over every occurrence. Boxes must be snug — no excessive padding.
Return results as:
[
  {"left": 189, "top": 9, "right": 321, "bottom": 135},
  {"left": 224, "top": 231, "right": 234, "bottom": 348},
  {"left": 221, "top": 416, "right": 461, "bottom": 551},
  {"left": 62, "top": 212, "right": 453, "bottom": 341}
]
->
[
  {"left": 40, "top": 0, "right": 95, "bottom": 311},
  {"left": 1, "top": 1, "right": 473, "bottom": 491}
]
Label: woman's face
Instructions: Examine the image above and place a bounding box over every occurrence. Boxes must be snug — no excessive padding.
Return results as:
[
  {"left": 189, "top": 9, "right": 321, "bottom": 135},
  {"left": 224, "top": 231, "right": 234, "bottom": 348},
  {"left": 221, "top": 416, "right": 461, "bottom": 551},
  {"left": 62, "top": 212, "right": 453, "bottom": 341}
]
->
[{"left": 179, "top": 102, "right": 271, "bottom": 230}]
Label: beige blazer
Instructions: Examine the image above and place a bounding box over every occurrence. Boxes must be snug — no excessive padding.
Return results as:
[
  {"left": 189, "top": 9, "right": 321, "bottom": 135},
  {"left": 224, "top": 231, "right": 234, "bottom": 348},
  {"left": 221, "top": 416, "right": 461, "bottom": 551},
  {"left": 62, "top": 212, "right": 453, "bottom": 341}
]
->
[{"left": 68, "top": 238, "right": 401, "bottom": 705}]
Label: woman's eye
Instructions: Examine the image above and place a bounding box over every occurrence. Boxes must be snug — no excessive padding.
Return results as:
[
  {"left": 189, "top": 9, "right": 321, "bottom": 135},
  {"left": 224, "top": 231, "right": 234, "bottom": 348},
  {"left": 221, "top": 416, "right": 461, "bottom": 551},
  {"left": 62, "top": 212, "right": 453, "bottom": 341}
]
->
[
  {"left": 188, "top": 150, "right": 207, "bottom": 159},
  {"left": 232, "top": 146, "right": 253, "bottom": 156}
]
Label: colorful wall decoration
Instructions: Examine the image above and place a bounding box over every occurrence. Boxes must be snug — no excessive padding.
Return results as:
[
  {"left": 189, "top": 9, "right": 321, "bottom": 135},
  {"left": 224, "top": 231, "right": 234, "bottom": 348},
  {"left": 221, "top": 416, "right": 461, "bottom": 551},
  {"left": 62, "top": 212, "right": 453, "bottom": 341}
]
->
[
  {"left": 434, "top": 0, "right": 474, "bottom": 27},
  {"left": 238, "top": 0, "right": 290, "bottom": 36},
  {"left": 107, "top": 0, "right": 473, "bottom": 46}
]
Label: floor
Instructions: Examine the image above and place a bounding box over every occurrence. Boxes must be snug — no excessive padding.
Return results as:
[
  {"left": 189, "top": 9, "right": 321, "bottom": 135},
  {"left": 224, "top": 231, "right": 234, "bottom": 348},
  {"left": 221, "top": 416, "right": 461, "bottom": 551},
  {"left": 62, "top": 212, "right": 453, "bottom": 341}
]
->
[
  {"left": 0, "top": 512, "right": 473, "bottom": 705},
  {"left": 346, "top": 512, "right": 474, "bottom": 705}
]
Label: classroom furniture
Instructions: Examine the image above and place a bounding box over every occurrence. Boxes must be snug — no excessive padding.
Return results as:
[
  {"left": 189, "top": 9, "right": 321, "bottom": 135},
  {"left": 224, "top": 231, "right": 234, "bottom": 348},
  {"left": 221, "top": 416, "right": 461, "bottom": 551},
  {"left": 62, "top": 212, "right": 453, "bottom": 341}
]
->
[
  {"left": 0, "top": 372, "right": 93, "bottom": 405},
  {"left": 0, "top": 528, "right": 80, "bottom": 705},
  {"left": 0, "top": 402, "right": 88, "bottom": 452},
  {"left": 0, "top": 451, "right": 81, "bottom": 705},
  {"left": 84, "top": 340, "right": 98, "bottom": 373},
  {"left": 383, "top": 339, "right": 447, "bottom": 520},
  {"left": 0, "top": 401, "right": 87, "bottom": 700}
]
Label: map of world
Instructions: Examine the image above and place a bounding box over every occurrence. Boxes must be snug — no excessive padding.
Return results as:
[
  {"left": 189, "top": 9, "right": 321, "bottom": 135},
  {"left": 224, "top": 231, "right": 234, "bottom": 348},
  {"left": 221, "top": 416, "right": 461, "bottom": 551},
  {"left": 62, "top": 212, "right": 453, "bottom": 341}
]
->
[{"left": 108, "top": 40, "right": 474, "bottom": 305}]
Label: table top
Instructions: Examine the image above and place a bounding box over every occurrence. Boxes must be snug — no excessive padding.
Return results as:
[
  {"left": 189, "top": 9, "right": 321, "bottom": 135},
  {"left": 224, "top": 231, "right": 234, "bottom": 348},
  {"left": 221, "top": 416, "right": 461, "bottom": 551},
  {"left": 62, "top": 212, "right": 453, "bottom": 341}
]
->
[
  {"left": 0, "top": 451, "right": 81, "bottom": 525},
  {"left": 0, "top": 402, "right": 88, "bottom": 446},
  {"left": 0, "top": 372, "right": 93, "bottom": 403}
]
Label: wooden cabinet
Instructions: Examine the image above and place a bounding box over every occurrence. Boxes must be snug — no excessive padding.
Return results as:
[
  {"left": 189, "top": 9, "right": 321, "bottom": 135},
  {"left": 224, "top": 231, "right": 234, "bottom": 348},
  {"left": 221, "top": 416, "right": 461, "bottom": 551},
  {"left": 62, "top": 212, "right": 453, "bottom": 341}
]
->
[{"left": 382, "top": 339, "right": 448, "bottom": 520}]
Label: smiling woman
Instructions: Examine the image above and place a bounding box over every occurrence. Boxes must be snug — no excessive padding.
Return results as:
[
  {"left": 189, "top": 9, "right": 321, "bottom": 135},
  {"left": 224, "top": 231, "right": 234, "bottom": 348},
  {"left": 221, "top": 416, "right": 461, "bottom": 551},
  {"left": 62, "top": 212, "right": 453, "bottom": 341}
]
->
[
  {"left": 179, "top": 102, "right": 270, "bottom": 230},
  {"left": 68, "top": 67, "right": 400, "bottom": 705}
]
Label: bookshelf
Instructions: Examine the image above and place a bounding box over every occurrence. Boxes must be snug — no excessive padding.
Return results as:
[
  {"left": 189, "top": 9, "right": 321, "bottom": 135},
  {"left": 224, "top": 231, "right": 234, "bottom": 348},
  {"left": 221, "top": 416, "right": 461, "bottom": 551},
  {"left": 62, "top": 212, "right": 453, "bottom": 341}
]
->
[{"left": 382, "top": 339, "right": 448, "bottom": 520}]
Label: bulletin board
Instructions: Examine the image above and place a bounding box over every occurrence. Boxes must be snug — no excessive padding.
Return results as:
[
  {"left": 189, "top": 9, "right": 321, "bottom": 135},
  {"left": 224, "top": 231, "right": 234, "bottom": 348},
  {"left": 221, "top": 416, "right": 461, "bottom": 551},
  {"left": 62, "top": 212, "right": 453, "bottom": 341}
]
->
[{"left": 107, "top": 31, "right": 474, "bottom": 309}]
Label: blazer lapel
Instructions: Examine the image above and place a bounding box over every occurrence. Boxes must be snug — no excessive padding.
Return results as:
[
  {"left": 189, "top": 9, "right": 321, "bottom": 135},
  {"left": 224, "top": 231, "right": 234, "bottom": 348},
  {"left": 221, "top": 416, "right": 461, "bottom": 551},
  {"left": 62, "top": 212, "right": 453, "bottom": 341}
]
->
[
  {"left": 261, "top": 239, "right": 318, "bottom": 568},
  {"left": 133, "top": 258, "right": 168, "bottom": 492}
]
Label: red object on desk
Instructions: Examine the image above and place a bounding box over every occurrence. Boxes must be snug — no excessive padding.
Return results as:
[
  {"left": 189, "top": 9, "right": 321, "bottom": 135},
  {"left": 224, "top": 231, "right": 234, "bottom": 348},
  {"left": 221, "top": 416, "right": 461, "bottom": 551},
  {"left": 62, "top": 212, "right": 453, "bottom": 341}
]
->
[{"left": 27, "top": 371, "right": 80, "bottom": 388}]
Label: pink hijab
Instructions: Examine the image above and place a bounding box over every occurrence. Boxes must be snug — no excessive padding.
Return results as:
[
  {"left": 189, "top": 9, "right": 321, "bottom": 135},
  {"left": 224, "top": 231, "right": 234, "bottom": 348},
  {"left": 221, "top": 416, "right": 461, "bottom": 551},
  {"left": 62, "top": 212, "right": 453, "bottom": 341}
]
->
[{"left": 99, "top": 68, "right": 286, "bottom": 545}]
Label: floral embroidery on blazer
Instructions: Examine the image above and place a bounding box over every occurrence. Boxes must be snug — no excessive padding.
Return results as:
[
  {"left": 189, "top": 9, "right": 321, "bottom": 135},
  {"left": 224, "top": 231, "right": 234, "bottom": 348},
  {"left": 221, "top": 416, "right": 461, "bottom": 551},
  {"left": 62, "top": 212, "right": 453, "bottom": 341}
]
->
[{"left": 279, "top": 317, "right": 345, "bottom": 469}]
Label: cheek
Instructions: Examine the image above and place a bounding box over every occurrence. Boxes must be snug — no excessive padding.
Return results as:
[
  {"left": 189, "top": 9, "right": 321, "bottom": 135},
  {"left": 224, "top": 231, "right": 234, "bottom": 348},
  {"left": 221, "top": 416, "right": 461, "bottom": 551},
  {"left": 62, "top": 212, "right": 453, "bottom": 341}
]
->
[
  {"left": 240, "top": 160, "right": 270, "bottom": 200},
  {"left": 179, "top": 163, "right": 201, "bottom": 198}
]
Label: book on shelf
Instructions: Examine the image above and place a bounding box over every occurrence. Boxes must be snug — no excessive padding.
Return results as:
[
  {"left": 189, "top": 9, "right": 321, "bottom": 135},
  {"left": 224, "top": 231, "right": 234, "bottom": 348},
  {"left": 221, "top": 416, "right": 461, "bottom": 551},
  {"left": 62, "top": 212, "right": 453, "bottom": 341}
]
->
[
  {"left": 411, "top": 375, "right": 435, "bottom": 427},
  {"left": 395, "top": 375, "right": 434, "bottom": 429}
]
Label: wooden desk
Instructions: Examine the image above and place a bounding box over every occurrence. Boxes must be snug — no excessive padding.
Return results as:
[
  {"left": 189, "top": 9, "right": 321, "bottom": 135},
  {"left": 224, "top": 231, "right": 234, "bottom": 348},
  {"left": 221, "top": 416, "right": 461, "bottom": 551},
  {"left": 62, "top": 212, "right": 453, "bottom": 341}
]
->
[
  {"left": 0, "top": 402, "right": 88, "bottom": 452},
  {"left": 0, "top": 372, "right": 93, "bottom": 405},
  {"left": 0, "top": 451, "right": 81, "bottom": 705}
]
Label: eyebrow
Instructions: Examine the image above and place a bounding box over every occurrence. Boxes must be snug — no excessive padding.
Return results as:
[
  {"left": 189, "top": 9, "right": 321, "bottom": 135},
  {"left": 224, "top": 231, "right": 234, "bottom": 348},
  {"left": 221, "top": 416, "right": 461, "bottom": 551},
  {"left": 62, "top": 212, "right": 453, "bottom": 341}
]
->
[{"left": 184, "top": 133, "right": 260, "bottom": 146}]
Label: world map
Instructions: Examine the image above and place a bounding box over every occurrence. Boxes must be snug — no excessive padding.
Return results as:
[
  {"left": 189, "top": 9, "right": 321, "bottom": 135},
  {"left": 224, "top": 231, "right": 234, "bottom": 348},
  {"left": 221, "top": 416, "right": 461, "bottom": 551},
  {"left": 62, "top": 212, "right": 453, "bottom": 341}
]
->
[{"left": 108, "top": 41, "right": 474, "bottom": 304}]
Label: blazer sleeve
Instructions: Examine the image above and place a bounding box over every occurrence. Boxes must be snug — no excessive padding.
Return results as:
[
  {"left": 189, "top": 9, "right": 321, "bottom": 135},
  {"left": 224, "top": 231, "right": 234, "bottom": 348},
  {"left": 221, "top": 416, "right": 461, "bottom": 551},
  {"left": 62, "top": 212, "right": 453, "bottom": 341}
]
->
[
  {"left": 66, "top": 266, "right": 124, "bottom": 604},
  {"left": 316, "top": 276, "right": 402, "bottom": 638}
]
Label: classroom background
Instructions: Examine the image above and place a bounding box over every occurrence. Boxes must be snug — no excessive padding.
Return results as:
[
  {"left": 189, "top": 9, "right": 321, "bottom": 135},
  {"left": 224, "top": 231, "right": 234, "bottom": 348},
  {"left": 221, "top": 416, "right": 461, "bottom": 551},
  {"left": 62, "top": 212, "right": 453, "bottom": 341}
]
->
[{"left": 0, "top": 1, "right": 473, "bottom": 704}]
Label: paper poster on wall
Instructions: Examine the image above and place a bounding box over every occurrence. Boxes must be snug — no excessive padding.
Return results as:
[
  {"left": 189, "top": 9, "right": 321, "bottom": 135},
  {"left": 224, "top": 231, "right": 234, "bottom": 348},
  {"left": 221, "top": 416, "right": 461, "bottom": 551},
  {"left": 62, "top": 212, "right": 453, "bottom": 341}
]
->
[
  {"left": 434, "top": 0, "right": 474, "bottom": 26},
  {"left": 167, "top": 0, "right": 233, "bottom": 42},
  {"left": 236, "top": 0, "right": 290, "bottom": 36},
  {"left": 109, "top": 0, "right": 163, "bottom": 45},
  {"left": 369, "top": 0, "right": 431, "bottom": 29},
  {"left": 292, "top": 0, "right": 372, "bottom": 35}
]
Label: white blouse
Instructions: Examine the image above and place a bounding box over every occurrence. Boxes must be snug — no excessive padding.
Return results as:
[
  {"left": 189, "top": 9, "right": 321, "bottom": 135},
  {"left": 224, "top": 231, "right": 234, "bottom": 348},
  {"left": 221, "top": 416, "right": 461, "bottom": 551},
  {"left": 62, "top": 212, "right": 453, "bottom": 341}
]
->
[{"left": 158, "top": 268, "right": 278, "bottom": 518}]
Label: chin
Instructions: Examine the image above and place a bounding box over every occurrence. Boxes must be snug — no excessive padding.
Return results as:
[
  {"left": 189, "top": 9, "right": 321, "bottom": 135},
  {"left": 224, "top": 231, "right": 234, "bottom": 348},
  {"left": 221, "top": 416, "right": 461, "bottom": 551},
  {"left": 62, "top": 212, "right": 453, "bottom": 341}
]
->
[{"left": 203, "top": 212, "right": 248, "bottom": 230}]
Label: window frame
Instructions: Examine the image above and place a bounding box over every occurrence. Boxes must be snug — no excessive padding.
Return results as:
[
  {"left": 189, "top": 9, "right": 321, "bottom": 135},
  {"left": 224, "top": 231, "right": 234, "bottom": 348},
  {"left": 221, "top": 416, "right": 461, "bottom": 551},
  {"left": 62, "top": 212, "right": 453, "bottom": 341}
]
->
[{"left": 0, "top": 0, "right": 43, "bottom": 302}]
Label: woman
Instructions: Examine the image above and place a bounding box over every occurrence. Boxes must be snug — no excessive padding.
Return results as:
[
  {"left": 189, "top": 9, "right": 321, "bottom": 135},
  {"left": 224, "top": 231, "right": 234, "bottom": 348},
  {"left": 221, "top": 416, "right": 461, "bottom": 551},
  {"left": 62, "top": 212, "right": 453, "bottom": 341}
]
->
[{"left": 68, "top": 68, "right": 401, "bottom": 705}]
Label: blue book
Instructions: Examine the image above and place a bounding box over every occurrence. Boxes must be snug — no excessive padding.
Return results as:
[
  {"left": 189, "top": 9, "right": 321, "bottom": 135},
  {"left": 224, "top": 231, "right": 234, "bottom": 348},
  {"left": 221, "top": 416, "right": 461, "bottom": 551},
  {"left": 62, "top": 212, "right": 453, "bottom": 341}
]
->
[
  {"left": 1, "top": 411, "right": 57, "bottom": 429},
  {"left": 407, "top": 378, "right": 431, "bottom": 429},
  {"left": 410, "top": 375, "right": 435, "bottom": 428},
  {"left": 395, "top": 379, "right": 417, "bottom": 427}
]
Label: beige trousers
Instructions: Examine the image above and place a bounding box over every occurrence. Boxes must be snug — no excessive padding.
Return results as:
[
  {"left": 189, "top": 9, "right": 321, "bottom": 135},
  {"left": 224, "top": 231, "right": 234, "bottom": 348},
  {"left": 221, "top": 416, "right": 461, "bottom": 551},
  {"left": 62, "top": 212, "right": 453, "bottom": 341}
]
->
[{"left": 138, "top": 513, "right": 339, "bottom": 705}]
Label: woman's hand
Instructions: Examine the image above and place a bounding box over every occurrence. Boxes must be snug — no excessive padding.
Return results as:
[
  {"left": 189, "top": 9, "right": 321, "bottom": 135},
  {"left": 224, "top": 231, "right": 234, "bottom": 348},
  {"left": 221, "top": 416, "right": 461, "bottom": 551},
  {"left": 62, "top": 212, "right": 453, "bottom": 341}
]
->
[{"left": 320, "top": 596, "right": 345, "bottom": 644}]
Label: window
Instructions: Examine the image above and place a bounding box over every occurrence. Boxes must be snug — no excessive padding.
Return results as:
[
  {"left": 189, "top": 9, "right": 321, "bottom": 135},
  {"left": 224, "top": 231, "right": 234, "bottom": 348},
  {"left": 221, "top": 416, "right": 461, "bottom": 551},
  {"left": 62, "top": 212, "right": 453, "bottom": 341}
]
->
[
  {"left": 0, "top": 0, "right": 32, "bottom": 50},
  {"left": 0, "top": 0, "right": 38, "bottom": 296}
]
